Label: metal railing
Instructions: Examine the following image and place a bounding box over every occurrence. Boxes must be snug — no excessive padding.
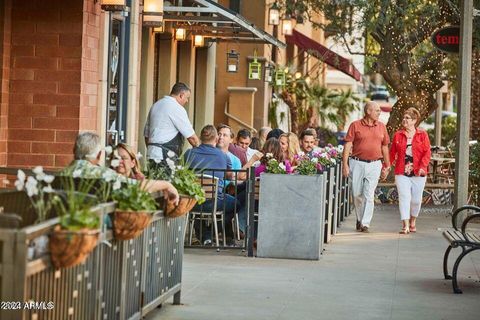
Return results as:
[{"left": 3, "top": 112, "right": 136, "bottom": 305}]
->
[{"left": 0, "top": 192, "right": 185, "bottom": 320}]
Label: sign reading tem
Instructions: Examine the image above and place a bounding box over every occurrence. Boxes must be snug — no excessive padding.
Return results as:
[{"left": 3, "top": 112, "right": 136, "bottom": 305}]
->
[{"left": 431, "top": 26, "right": 460, "bottom": 53}]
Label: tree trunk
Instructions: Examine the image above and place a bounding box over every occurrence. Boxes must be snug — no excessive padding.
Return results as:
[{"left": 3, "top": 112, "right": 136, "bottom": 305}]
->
[
  {"left": 471, "top": 50, "right": 480, "bottom": 141},
  {"left": 281, "top": 90, "right": 299, "bottom": 134}
]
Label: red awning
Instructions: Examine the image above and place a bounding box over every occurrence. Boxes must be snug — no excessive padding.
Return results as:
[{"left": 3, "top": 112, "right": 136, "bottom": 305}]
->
[{"left": 285, "top": 30, "right": 362, "bottom": 81}]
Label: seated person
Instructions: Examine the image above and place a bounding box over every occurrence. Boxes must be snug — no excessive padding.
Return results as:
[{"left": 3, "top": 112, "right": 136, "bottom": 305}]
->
[
  {"left": 299, "top": 128, "right": 320, "bottom": 157},
  {"left": 236, "top": 129, "right": 257, "bottom": 161},
  {"left": 279, "top": 132, "right": 301, "bottom": 166},
  {"left": 184, "top": 125, "right": 240, "bottom": 245},
  {"left": 255, "top": 138, "right": 293, "bottom": 177},
  {"left": 113, "top": 143, "right": 179, "bottom": 201},
  {"left": 266, "top": 128, "right": 284, "bottom": 141}
]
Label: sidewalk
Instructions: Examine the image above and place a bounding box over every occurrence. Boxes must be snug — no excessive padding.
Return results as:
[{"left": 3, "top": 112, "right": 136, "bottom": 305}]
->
[{"left": 148, "top": 204, "right": 480, "bottom": 320}]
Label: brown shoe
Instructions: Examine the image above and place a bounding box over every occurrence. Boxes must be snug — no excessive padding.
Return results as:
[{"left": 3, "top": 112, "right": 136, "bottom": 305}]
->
[
  {"left": 361, "top": 226, "right": 369, "bottom": 233},
  {"left": 356, "top": 221, "right": 362, "bottom": 232}
]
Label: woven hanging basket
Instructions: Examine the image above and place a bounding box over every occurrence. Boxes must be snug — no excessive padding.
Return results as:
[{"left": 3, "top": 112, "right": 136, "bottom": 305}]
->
[
  {"left": 165, "top": 195, "right": 197, "bottom": 218},
  {"left": 49, "top": 226, "right": 100, "bottom": 269},
  {"left": 112, "top": 210, "right": 152, "bottom": 240}
]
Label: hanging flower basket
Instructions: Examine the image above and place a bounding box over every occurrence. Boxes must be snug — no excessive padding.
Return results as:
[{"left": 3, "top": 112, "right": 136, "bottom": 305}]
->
[
  {"left": 164, "top": 195, "right": 197, "bottom": 218},
  {"left": 49, "top": 226, "right": 100, "bottom": 269},
  {"left": 112, "top": 210, "right": 152, "bottom": 240}
]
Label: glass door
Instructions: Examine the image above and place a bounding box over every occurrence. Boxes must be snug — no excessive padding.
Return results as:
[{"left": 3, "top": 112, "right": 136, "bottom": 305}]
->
[{"left": 106, "top": 10, "right": 130, "bottom": 146}]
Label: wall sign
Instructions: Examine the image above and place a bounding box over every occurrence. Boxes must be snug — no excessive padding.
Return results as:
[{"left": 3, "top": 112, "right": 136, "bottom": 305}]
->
[{"left": 431, "top": 26, "right": 460, "bottom": 53}]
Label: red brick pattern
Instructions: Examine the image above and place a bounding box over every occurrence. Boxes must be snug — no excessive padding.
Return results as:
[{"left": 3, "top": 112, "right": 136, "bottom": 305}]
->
[
  {"left": 0, "top": 0, "right": 12, "bottom": 167},
  {"left": 1, "top": 0, "right": 101, "bottom": 169}
]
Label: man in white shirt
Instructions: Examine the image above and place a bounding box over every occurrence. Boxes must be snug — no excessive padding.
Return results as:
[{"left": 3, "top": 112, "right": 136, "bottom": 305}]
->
[{"left": 144, "top": 83, "right": 200, "bottom": 161}]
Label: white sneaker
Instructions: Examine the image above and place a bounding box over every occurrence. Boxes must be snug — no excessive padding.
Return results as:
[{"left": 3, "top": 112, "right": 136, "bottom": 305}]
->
[{"left": 203, "top": 239, "right": 212, "bottom": 245}]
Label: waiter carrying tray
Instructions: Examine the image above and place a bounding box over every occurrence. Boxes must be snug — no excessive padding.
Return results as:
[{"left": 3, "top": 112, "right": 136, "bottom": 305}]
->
[{"left": 144, "top": 82, "right": 200, "bottom": 162}]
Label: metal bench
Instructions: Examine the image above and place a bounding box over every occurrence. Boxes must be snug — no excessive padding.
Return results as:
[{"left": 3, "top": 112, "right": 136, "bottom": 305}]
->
[{"left": 442, "top": 205, "right": 480, "bottom": 293}]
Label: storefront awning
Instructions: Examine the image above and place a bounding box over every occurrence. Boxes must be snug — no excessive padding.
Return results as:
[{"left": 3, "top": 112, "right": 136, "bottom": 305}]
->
[
  {"left": 285, "top": 30, "right": 361, "bottom": 81},
  {"left": 163, "top": 0, "right": 286, "bottom": 49}
]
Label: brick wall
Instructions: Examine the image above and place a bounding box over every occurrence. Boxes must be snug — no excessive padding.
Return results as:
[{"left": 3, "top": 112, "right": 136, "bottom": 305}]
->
[
  {"left": 0, "top": 0, "right": 11, "bottom": 168},
  {"left": 5, "top": 0, "right": 100, "bottom": 169}
]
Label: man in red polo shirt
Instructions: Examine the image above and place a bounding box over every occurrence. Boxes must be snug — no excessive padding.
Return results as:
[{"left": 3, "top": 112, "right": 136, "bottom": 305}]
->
[{"left": 342, "top": 101, "right": 391, "bottom": 232}]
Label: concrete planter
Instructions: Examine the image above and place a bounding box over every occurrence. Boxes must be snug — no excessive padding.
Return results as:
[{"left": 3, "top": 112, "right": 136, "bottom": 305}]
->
[{"left": 257, "top": 173, "right": 326, "bottom": 260}]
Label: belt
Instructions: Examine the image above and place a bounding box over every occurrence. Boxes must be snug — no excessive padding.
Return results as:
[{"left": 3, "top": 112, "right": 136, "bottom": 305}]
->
[{"left": 350, "top": 156, "right": 381, "bottom": 163}]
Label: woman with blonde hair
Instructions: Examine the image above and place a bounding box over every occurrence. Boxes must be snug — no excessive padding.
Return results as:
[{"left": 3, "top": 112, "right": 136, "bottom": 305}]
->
[
  {"left": 390, "top": 107, "right": 431, "bottom": 234},
  {"left": 279, "top": 132, "right": 301, "bottom": 166}
]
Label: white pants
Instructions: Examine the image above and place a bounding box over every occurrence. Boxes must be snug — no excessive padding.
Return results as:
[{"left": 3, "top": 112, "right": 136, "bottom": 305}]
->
[
  {"left": 395, "top": 175, "right": 427, "bottom": 221},
  {"left": 349, "top": 159, "right": 382, "bottom": 227}
]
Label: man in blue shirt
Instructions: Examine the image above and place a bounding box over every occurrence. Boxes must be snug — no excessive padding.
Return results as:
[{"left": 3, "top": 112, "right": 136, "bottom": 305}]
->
[{"left": 184, "top": 125, "right": 239, "bottom": 245}]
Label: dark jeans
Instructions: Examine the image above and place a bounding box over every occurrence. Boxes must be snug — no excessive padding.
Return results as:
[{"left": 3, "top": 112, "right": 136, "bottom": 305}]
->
[{"left": 192, "top": 194, "right": 238, "bottom": 242}]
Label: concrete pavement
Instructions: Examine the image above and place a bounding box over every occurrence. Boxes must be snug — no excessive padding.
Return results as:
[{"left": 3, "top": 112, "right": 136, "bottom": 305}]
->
[{"left": 147, "top": 204, "right": 480, "bottom": 320}]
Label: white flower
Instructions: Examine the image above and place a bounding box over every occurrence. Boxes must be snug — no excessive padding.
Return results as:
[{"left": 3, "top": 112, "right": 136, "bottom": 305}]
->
[
  {"left": 15, "top": 170, "right": 26, "bottom": 191},
  {"left": 25, "top": 176, "right": 39, "bottom": 197},
  {"left": 104, "top": 146, "right": 113, "bottom": 155},
  {"left": 102, "top": 170, "right": 117, "bottom": 182},
  {"left": 266, "top": 153, "right": 273, "bottom": 158},
  {"left": 72, "top": 169, "right": 82, "bottom": 178},
  {"left": 311, "top": 157, "right": 318, "bottom": 163},
  {"left": 166, "top": 158, "right": 175, "bottom": 170},
  {"left": 136, "top": 152, "right": 143, "bottom": 159},
  {"left": 167, "top": 150, "right": 176, "bottom": 158},
  {"left": 337, "top": 145, "right": 344, "bottom": 152},
  {"left": 279, "top": 163, "right": 286, "bottom": 170},
  {"left": 43, "top": 175, "right": 55, "bottom": 184},
  {"left": 110, "top": 159, "right": 120, "bottom": 168},
  {"left": 43, "top": 185, "right": 54, "bottom": 193},
  {"left": 331, "top": 158, "right": 337, "bottom": 165},
  {"left": 32, "top": 166, "right": 43, "bottom": 175},
  {"left": 112, "top": 179, "right": 122, "bottom": 190},
  {"left": 154, "top": 158, "right": 161, "bottom": 164}
]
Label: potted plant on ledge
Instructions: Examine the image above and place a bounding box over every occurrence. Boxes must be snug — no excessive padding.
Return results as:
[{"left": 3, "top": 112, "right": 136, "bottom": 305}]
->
[{"left": 111, "top": 181, "right": 158, "bottom": 240}]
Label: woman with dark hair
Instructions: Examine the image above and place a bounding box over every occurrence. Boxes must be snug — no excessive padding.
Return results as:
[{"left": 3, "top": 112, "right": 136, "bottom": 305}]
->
[
  {"left": 255, "top": 138, "right": 292, "bottom": 177},
  {"left": 390, "top": 107, "right": 431, "bottom": 234}
]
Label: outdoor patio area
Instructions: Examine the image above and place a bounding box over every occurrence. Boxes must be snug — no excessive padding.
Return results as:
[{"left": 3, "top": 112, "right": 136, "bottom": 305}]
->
[{"left": 148, "top": 204, "right": 480, "bottom": 320}]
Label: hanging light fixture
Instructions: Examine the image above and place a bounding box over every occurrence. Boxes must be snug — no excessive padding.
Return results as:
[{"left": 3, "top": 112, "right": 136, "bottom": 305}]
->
[
  {"left": 248, "top": 50, "right": 262, "bottom": 80},
  {"left": 305, "top": 76, "right": 311, "bottom": 85},
  {"left": 268, "top": 2, "right": 280, "bottom": 26},
  {"left": 275, "top": 68, "right": 286, "bottom": 87},
  {"left": 175, "top": 28, "right": 186, "bottom": 41},
  {"left": 194, "top": 35, "right": 205, "bottom": 47},
  {"left": 143, "top": 0, "right": 164, "bottom": 27},
  {"left": 294, "top": 71, "right": 302, "bottom": 79},
  {"left": 226, "top": 50, "right": 240, "bottom": 73},
  {"left": 100, "top": 0, "right": 127, "bottom": 11},
  {"left": 153, "top": 25, "right": 164, "bottom": 33},
  {"left": 264, "top": 62, "right": 274, "bottom": 83},
  {"left": 282, "top": 14, "right": 294, "bottom": 35}
]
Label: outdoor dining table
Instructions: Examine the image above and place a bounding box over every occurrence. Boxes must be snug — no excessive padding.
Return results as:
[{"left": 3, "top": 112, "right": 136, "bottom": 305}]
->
[{"left": 430, "top": 156, "right": 455, "bottom": 183}]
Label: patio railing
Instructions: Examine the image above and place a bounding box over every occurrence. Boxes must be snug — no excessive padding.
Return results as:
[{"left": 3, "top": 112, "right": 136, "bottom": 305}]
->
[{"left": 0, "top": 191, "right": 185, "bottom": 320}]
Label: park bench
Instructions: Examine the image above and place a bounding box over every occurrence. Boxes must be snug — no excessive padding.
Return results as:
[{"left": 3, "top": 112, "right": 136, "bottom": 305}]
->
[{"left": 442, "top": 205, "right": 480, "bottom": 294}]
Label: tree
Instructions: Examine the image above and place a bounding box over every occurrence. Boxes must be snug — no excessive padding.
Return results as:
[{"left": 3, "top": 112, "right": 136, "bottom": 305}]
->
[{"left": 276, "top": 0, "right": 458, "bottom": 133}]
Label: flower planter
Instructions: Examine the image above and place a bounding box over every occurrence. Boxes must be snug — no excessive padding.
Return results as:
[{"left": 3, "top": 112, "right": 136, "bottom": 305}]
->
[
  {"left": 112, "top": 210, "right": 152, "bottom": 240},
  {"left": 49, "top": 226, "right": 100, "bottom": 269},
  {"left": 257, "top": 173, "right": 326, "bottom": 260},
  {"left": 164, "top": 195, "right": 197, "bottom": 218}
]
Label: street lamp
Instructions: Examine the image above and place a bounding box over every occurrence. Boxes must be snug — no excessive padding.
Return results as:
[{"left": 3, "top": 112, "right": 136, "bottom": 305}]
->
[
  {"left": 100, "top": 0, "right": 127, "bottom": 11},
  {"left": 227, "top": 50, "right": 240, "bottom": 73},
  {"left": 282, "top": 15, "right": 294, "bottom": 35},
  {"left": 268, "top": 2, "right": 280, "bottom": 26},
  {"left": 143, "top": 0, "right": 163, "bottom": 27}
]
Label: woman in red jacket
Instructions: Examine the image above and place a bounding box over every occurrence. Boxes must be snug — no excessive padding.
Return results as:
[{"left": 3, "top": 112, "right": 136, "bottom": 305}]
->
[{"left": 390, "top": 107, "right": 431, "bottom": 234}]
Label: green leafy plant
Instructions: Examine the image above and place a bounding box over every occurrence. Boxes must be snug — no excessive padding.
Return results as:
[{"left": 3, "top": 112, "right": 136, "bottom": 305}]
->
[
  {"left": 52, "top": 174, "right": 100, "bottom": 231},
  {"left": 295, "top": 155, "right": 318, "bottom": 176},
  {"left": 111, "top": 181, "right": 158, "bottom": 212},
  {"left": 265, "top": 157, "right": 287, "bottom": 174},
  {"left": 146, "top": 155, "right": 206, "bottom": 204}
]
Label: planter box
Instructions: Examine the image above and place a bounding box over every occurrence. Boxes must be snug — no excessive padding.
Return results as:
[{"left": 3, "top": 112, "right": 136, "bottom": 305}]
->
[
  {"left": 0, "top": 191, "right": 185, "bottom": 320},
  {"left": 257, "top": 174, "right": 326, "bottom": 260}
]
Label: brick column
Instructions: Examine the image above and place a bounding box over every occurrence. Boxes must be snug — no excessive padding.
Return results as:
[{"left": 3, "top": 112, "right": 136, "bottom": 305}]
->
[{"left": 0, "top": 0, "right": 11, "bottom": 168}]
